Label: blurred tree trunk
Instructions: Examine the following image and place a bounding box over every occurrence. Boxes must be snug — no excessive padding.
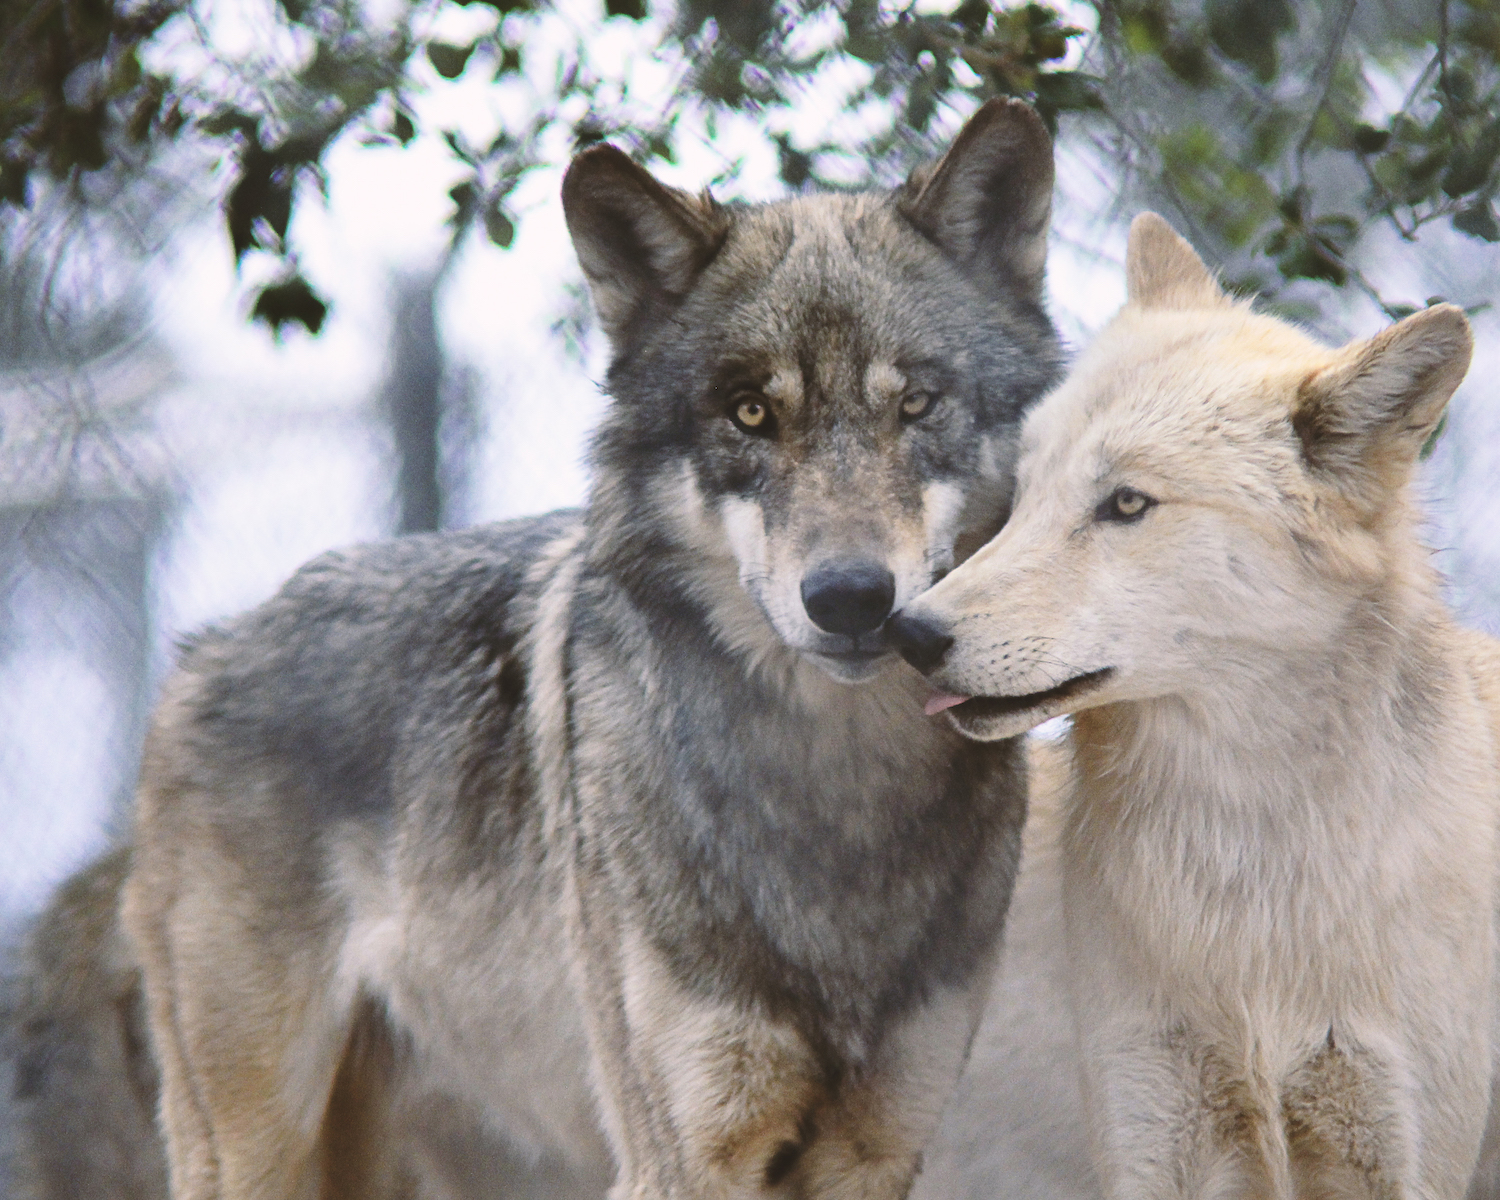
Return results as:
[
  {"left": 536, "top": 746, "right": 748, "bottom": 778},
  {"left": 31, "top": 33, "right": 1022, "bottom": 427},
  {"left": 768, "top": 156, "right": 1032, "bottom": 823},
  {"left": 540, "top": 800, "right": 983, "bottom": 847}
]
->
[{"left": 385, "top": 270, "right": 445, "bottom": 534}]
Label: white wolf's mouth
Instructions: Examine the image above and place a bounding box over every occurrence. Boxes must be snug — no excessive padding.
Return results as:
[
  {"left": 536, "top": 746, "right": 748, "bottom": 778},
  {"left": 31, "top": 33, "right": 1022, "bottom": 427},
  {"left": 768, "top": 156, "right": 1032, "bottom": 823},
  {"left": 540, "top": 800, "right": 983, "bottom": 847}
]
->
[{"left": 935, "top": 667, "right": 1115, "bottom": 740}]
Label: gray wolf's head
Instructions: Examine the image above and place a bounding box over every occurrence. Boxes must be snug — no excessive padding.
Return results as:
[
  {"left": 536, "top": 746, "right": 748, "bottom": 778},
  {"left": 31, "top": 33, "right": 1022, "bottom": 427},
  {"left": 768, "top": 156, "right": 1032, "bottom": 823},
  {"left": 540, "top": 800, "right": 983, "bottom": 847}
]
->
[
  {"left": 562, "top": 100, "right": 1061, "bottom": 684},
  {"left": 890, "top": 212, "right": 1473, "bottom": 738}
]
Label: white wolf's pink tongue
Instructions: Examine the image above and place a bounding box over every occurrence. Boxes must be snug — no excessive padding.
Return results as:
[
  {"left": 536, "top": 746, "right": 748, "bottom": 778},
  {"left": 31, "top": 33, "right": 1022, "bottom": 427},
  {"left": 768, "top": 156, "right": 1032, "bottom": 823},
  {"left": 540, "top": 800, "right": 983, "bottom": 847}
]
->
[{"left": 925, "top": 692, "right": 971, "bottom": 716}]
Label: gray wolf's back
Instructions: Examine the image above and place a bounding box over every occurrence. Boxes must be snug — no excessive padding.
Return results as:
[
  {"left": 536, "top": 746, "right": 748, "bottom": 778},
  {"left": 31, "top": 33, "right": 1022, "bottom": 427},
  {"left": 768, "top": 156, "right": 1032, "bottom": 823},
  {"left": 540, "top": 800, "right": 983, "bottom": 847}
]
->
[{"left": 173, "top": 511, "right": 578, "bottom": 828}]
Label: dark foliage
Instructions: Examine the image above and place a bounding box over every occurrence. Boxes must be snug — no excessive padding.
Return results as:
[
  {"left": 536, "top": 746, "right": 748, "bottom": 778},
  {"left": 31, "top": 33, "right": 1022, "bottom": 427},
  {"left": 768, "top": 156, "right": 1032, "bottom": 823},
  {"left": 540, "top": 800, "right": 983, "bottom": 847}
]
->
[{"left": 4, "top": 0, "right": 1497, "bottom": 332}]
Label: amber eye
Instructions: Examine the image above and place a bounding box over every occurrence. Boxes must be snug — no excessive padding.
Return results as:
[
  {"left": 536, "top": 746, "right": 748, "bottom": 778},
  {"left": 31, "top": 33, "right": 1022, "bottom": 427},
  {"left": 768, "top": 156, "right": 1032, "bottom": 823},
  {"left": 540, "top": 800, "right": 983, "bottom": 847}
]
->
[
  {"left": 1095, "top": 486, "right": 1155, "bottom": 523},
  {"left": 730, "top": 395, "right": 775, "bottom": 436},
  {"left": 899, "top": 390, "right": 937, "bottom": 422}
]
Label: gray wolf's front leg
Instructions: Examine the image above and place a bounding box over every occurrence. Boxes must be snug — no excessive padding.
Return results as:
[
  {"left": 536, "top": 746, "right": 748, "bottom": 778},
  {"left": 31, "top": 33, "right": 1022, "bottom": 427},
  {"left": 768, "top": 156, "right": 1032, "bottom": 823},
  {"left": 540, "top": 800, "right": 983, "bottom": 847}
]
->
[{"left": 574, "top": 901, "right": 987, "bottom": 1199}]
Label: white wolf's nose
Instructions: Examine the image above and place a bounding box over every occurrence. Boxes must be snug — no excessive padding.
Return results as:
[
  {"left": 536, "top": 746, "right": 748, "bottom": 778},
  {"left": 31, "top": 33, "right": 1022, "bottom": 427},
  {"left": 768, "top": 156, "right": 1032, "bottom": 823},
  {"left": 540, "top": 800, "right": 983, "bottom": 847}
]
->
[
  {"left": 886, "top": 610, "right": 955, "bottom": 673},
  {"left": 800, "top": 561, "right": 895, "bottom": 637}
]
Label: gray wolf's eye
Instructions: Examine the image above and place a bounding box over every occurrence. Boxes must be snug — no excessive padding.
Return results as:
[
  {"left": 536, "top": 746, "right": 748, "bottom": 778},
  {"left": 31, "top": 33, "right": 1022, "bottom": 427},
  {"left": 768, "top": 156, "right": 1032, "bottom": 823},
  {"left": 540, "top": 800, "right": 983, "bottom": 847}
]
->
[
  {"left": 730, "top": 394, "right": 776, "bottom": 437},
  {"left": 900, "top": 390, "right": 938, "bottom": 422},
  {"left": 1096, "top": 486, "right": 1155, "bottom": 523}
]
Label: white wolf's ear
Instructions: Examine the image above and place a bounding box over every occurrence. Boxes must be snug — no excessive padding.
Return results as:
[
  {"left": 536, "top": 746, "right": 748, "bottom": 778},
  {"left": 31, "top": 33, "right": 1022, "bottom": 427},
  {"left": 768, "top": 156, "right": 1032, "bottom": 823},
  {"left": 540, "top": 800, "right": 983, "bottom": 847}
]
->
[
  {"left": 899, "top": 98, "right": 1054, "bottom": 300},
  {"left": 1125, "top": 212, "right": 1230, "bottom": 310},
  {"left": 1292, "top": 304, "right": 1472, "bottom": 490},
  {"left": 562, "top": 145, "right": 731, "bottom": 343}
]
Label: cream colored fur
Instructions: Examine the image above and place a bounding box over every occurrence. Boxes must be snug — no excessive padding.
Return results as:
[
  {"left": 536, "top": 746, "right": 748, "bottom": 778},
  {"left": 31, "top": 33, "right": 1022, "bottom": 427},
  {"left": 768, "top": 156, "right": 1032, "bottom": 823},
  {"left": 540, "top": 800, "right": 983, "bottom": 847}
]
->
[{"left": 903, "top": 214, "right": 1500, "bottom": 1199}]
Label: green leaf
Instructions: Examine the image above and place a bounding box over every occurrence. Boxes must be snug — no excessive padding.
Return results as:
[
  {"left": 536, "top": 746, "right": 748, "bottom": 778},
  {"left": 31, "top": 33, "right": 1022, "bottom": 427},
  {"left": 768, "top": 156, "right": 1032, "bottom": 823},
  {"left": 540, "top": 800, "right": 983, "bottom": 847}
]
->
[
  {"left": 1454, "top": 202, "right": 1500, "bottom": 241},
  {"left": 1441, "top": 66, "right": 1477, "bottom": 106},
  {"left": 1266, "top": 216, "right": 1352, "bottom": 286},
  {"left": 642, "top": 129, "right": 676, "bottom": 162},
  {"left": 844, "top": 28, "right": 889, "bottom": 64},
  {"left": 950, "top": 0, "right": 990, "bottom": 38},
  {"left": 1118, "top": 4, "right": 1169, "bottom": 57},
  {"left": 162, "top": 102, "right": 187, "bottom": 138},
  {"left": 1160, "top": 38, "right": 1214, "bottom": 87},
  {"left": 1157, "top": 124, "right": 1276, "bottom": 246},
  {"left": 252, "top": 276, "right": 328, "bottom": 337},
  {"left": 0, "top": 156, "right": 30, "bottom": 207},
  {"left": 1459, "top": 10, "right": 1500, "bottom": 56},
  {"left": 227, "top": 149, "right": 293, "bottom": 261},
  {"left": 1033, "top": 71, "right": 1103, "bottom": 115},
  {"left": 392, "top": 110, "right": 415, "bottom": 145},
  {"left": 428, "top": 42, "right": 476, "bottom": 79},
  {"left": 604, "top": 0, "right": 647, "bottom": 17},
  {"left": 449, "top": 179, "right": 477, "bottom": 221},
  {"left": 1351, "top": 124, "right": 1390, "bottom": 154},
  {"left": 484, "top": 203, "right": 515, "bottom": 247},
  {"left": 1249, "top": 109, "right": 1298, "bottom": 166},
  {"left": 1205, "top": 0, "right": 1293, "bottom": 83},
  {"left": 1441, "top": 120, "right": 1500, "bottom": 198},
  {"left": 51, "top": 104, "right": 109, "bottom": 172},
  {"left": 110, "top": 49, "right": 142, "bottom": 94},
  {"left": 775, "top": 133, "right": 812, "bottom": 189}
]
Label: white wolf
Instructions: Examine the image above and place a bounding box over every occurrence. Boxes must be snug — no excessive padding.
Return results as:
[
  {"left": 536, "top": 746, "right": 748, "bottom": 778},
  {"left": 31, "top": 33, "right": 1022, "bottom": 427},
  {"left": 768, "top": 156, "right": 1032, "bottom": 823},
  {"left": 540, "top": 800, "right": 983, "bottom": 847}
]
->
[{"left": 891, "top": 212, "right": 1500, "bottom": 1199}]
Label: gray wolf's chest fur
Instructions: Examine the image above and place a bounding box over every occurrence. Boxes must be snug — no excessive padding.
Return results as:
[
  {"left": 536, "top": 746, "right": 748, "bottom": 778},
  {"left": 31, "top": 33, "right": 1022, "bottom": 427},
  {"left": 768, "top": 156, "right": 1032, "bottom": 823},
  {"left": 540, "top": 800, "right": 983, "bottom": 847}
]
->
[{"left": 565, "top": 531, "right": 1025, "bottom": 1058}]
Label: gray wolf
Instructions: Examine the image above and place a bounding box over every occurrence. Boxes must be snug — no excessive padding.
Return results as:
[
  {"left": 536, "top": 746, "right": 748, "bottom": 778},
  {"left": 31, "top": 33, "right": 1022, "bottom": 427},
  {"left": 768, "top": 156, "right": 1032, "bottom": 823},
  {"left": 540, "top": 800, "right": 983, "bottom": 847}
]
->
[
  {"left": 889, "top": 212, "right": 1500, "bottom": 1198},
  {"left": 89, "top": 97, "right": 1062, "bottom": 1200}
]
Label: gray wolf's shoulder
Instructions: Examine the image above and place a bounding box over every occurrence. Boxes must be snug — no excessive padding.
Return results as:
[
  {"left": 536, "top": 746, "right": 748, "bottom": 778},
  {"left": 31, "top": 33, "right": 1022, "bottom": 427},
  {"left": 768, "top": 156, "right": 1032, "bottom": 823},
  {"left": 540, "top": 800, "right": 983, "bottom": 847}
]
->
[
  {"left": 197, "top": 508, "right": 581, "bottom": 651},
  {"left": 166, "top": 510, "right": 581, "bottom": 823}
]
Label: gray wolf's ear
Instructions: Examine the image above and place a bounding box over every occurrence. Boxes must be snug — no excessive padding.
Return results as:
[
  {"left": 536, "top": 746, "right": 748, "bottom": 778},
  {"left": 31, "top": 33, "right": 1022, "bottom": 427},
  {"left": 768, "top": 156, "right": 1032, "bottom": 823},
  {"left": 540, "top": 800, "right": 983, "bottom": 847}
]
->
[
  {"left": 562, "top": 145, "right": 731, "bottom": 343},
  {"left": 1125, "top": 212, "right": 1229, "bottom": 310},
  {"left": 1293, "top": 303, "right": 1472, "bottom": 492},
  {"left": 898, "top": 98, "right": 1054, "bottom": 300}
]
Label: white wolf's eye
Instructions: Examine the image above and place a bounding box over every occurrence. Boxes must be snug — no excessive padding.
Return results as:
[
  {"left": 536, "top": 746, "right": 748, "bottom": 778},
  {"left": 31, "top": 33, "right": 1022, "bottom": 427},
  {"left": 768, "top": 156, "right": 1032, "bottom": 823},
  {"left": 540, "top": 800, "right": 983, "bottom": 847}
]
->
[
  {"left": 1097, "top": 486, "right": 1155, "bottom": 523},
  {"left": 730, "top": 394, "right": 775, "bottom": 436},
  {"left": 900, "top": 390, "right": 937, "bottom": 421}
]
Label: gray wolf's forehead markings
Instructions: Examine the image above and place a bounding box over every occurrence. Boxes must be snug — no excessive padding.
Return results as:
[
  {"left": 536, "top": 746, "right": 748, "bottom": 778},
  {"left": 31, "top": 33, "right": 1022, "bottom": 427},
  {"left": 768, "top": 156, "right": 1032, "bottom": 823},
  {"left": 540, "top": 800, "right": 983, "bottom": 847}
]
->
[{"left": 680, "top": 196, "right": 1046, "bottom": 420}]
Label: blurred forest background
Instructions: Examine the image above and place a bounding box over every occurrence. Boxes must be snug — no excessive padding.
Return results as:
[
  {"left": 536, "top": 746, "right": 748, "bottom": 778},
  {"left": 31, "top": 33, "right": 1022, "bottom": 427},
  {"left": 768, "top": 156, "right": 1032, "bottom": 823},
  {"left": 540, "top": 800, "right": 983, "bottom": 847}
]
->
[{"left": 3, "top": 0, "right": 1500, "bottom": 942}]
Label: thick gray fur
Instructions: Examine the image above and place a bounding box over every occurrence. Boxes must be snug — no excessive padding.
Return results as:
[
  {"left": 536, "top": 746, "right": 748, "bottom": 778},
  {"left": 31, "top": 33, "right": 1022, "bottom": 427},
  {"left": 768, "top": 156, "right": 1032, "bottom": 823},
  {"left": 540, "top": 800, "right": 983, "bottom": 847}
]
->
[{"left": 12, "top": 98, "right": 1064, "bottom": 1199}]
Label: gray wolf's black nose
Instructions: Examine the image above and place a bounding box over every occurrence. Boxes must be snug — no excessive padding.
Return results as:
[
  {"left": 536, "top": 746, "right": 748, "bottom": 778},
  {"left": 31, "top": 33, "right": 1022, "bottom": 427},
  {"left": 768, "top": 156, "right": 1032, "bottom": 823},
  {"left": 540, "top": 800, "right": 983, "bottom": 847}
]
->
[
  {"left": 801, "top": 561, "right": 896, "bottom": 636},
  {"left": 885, "top": 610, "right": 954, "bottom": 673}
]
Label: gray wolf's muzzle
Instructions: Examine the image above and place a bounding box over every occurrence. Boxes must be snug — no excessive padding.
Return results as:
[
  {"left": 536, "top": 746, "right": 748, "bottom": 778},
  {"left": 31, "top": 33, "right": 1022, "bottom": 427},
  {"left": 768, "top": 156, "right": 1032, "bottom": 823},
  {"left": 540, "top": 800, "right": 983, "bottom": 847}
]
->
[
  {"left": 886, "top": 610, "right": 954, "bottom": 673},
  {"left": 801, "top": 559, "right": 897, "bottom": 637}
]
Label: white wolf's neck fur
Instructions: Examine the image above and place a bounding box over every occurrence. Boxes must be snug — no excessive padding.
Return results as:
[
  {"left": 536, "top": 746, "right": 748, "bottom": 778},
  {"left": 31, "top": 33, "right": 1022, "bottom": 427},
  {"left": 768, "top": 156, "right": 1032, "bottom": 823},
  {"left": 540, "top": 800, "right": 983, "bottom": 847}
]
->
[
  {"left": 1067, "top": 516, "right": 1462, "bottom": 1015},
  {"left": 1060, "top": 487, "right": 1498, "bottom": 1200}
]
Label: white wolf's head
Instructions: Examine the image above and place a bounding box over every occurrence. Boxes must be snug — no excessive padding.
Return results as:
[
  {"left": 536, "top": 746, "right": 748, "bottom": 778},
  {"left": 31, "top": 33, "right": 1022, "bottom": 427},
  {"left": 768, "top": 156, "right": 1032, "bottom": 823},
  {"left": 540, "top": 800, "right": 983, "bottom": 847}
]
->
[{"left": 889, "top": 213, "right": 1473, "bottom": 739}]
